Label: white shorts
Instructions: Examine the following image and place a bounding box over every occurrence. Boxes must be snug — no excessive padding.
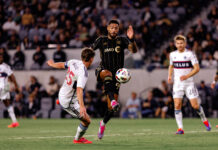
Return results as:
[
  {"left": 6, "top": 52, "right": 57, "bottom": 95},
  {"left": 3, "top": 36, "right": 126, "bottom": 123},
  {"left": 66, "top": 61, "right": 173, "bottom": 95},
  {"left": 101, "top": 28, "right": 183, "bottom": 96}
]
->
[
  {"left": 0, "top": 88, "right": 10, "bottom": 101},
  {"left": 58, "top": 94, "right": 81, "bottom": 118},
  {"left": 173, "top": 83, "right": 199, "bottom": 99}
]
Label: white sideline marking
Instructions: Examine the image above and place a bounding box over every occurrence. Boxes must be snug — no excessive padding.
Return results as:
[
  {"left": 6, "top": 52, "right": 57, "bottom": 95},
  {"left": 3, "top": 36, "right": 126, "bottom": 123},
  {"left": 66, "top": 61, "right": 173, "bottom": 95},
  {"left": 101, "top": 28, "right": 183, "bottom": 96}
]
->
[{"left": 8, "top": 130, "right": 218, "bottom": 140}]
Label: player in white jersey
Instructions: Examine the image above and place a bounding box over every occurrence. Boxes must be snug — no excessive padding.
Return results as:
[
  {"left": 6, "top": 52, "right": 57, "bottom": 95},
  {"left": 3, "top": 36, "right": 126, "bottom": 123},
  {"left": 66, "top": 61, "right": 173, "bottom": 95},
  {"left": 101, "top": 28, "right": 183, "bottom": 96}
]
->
[
  {"left": 47, "top": 48, "right": 95, "bottom": 144},
  {"left": 0, "top": 53, "right": 19, "bottom": 128},
  {"left": 168, "top": 35, "right": 211, "bottom": 134}
]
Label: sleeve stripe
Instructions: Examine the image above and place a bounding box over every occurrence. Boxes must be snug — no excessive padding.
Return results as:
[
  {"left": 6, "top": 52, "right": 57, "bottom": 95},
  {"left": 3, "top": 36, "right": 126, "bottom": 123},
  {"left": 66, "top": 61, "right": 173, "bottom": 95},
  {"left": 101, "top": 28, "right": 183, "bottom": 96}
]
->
[{"left": 64, "top": 62, "right": 68, "bottom": 68}]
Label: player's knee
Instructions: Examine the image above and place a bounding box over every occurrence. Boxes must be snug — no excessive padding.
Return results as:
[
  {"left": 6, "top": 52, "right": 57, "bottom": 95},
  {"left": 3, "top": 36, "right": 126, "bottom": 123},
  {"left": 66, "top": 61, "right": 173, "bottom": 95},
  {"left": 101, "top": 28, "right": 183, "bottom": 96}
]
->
[
  {"left": 100, "top": 70, "right": 112, "bottom": 79},
  {"left": 174, "top": 103, "right": 181, "bottom": 110},
  {"left": 192, "top": 104, "right": 199, "bottom": 110}
]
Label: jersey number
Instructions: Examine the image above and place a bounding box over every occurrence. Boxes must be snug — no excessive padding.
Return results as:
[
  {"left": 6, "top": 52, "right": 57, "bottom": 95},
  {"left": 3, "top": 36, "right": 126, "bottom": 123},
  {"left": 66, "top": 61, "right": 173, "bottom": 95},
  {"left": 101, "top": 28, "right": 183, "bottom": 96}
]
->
[{"left": 66, "top": 67, "right": 74, "bottom": 85}]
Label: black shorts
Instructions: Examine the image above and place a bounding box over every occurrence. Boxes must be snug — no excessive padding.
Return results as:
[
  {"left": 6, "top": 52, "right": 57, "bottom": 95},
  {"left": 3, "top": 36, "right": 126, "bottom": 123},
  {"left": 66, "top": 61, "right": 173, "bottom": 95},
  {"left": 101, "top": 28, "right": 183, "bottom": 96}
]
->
[{"left": 95, "top": 65, "right": 121, "bottom": 94}]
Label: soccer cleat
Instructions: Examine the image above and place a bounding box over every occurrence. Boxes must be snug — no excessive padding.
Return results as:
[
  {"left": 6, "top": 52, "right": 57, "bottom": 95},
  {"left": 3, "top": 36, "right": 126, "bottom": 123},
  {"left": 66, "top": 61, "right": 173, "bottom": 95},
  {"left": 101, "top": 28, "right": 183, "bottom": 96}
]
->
[
  {"left": 8, "top": 122, "right": 19, "bottom": 128},
  {"left": 73, "top": 137, "right": 92, "bottom": 144},
  {"left": 216, "top": 125, "right": 218, "bottom": 128},
  {"left": 98, "top": 120, "right": 105, "bottom": 139},
  {"left": 176, "top": 128, "right": 184, "bottom": 134},
  {"left": 111, "top": 100, "right": 120, "bottom": 112},
  {"left": 203, "top": 120, "right": 211, "bottom": 131},
  {"left": 56, "top": 99, "right": 60, "bottom": 105}
]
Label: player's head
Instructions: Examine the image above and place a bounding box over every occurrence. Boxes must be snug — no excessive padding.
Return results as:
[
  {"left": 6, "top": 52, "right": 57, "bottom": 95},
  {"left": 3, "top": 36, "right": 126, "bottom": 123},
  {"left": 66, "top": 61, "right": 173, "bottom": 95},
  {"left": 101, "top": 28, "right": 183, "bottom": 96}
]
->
[
  {"left": 0, "top": 53, "right": 3, "bottom": 64},
  {"left": 107, "top": 20, "right": 119, "bottom": 38},
  {"left": 174, "top": 35, "right": 187, "bottom": 51},
  {"left": 81, "top": 47, "right": 95, "bottom": 67}
]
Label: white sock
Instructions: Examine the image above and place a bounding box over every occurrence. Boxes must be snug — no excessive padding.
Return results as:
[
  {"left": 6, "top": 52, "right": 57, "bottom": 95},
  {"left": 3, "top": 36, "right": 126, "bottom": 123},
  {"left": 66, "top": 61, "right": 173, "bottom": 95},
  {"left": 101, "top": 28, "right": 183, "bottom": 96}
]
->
[
  {"left": 196, "top": 106, "right": 207, "bottom": 122},
  {"left": 7, "top": 105, "right": 17, "bottom": 123},
  {"left": 175, "top": 110, "right": 183, "bottom": 129},
  {"left": 75, "top": 123, "right": 88, "bottom": 140},
  {"left": 101, "top": 120, "right": 105, "bottom": 126}
]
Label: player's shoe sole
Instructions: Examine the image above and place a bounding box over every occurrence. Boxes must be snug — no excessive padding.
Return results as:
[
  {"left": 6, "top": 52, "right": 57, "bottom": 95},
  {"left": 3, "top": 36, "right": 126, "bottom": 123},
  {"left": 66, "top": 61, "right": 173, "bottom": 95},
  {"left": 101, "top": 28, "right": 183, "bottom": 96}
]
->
[{"left": 73, "top": 137, "right": 92, "bottom": 144}]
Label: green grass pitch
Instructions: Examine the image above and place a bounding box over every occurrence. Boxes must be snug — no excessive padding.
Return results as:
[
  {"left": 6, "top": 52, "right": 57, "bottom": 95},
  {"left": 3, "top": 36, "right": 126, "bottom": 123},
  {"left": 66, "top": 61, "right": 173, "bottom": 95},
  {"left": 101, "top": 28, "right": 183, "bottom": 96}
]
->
[{"left": 0, "top": 118, "right": 218, "bottom": 150}]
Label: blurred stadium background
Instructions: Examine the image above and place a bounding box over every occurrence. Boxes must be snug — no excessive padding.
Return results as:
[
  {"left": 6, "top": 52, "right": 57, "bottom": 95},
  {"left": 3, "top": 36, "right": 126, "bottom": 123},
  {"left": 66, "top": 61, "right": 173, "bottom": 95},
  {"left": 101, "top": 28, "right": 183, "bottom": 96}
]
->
[{"left": 0, "top": 0, "right": 218, "bottom": 120}]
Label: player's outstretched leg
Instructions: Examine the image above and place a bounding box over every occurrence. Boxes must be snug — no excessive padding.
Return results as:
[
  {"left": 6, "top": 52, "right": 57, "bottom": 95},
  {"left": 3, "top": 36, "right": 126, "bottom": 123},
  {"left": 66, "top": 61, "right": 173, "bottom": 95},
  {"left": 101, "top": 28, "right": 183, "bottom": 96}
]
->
[{"left": 190, "top": 99, "right": 211, "bottom": 131}]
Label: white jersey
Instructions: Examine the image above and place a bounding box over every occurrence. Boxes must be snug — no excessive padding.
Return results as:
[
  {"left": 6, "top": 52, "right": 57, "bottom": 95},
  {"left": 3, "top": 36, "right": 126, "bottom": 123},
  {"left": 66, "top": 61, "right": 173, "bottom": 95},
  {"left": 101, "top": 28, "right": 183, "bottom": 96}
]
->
[
  {"left": 0, "top": 63, "right": 13, "bottom": 91},
  {"left": 59, "top": 59, "right": 88, "bottom": 108},
  {"left": 170, "top": 49, "right": 198, "bottom": 84}
]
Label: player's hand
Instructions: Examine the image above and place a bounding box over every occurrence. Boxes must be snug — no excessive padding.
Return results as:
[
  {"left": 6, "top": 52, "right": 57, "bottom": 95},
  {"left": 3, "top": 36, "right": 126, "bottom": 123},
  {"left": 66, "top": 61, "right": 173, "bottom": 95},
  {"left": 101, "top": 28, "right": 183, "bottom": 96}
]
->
[
  {"left": 180, "top": 75, "right": 188, "bottom": 81},
  {"left": 211, "top": 82, "right": 216, "bottom": 89},
  {"left": 47, "top": 59, "right": 54, "bottom": 67},
  {"left": 127, "top": 25, "right": 134, "bottom": 39},
  {"left": 168, "top": 76, "right": 172, "bottom": 84},
  {"left": 80, "top": 106, "right": 87, "bottom": 118}
]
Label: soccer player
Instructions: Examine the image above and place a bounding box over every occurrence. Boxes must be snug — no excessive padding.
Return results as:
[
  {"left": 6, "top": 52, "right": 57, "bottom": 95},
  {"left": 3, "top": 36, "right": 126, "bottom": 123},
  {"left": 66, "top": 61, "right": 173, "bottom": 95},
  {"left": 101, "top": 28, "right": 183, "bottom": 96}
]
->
[
  {"left": 47, "top": 48, "right": 95, "bottom": 144},
  {"left": 0, "top": 53, "right": 19, "bottom": 128},
  {"left": 211, "top": 70, "right": 218, "bottom": 89},
  {"left": 210, "top": 69, "right": 218, "bottom": 128},
  {"left": 91, "top": 20, "right": 138, "bottom": 139},
  {"left": 168, "top": 35, "right": 211, "bottom": 134}
]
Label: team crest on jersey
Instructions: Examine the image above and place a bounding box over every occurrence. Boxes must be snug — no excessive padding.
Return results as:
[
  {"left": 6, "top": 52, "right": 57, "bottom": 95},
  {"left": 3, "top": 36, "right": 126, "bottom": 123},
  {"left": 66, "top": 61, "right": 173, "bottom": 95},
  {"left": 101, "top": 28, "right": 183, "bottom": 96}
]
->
[
  {"left": 103, "top": 42, "right": 107, "bottom": 46},
  {"left": 115, "top": 46, "right": 121, "bottom": 53},
  {"left": 184, "top": 56, "right": 187, "bottom": 59}
]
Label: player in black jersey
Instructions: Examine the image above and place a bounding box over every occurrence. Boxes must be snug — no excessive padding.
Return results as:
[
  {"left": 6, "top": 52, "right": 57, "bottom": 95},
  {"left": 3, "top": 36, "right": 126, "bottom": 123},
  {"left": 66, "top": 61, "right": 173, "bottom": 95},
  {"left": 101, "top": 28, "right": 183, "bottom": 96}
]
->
[{"left": 91, "top": 20, "right": 138, "bottom": 139}]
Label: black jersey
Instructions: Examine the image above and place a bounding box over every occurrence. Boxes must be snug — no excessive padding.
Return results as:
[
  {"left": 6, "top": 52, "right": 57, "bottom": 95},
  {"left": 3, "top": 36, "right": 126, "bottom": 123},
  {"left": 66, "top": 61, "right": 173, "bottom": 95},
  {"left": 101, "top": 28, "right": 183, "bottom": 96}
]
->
[{"left": 92, "top": 36, "right": 130, "bottom": 73}]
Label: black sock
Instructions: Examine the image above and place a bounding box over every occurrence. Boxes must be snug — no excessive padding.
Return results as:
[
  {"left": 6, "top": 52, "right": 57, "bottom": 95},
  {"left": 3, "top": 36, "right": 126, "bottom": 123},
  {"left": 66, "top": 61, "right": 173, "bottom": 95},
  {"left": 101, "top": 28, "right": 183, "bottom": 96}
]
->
[
  {"left": 104, "top": 76, "right": 115, "bottom": 101},
  {"left": 103, "top": 110, "right": 114, "bottom": 124}
]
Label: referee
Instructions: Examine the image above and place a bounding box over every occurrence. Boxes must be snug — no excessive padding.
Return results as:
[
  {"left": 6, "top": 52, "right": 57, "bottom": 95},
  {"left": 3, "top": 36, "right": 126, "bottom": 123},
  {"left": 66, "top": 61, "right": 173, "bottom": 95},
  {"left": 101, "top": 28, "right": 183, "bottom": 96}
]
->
[{"left": 91, "top": 19, "right": 138, "bottom": 139}]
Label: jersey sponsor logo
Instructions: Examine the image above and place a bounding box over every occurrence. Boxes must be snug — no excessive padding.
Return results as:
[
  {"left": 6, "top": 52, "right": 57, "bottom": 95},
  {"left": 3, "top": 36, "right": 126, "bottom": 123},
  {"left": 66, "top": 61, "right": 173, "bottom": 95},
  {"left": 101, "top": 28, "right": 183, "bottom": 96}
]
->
[
  {"left": 0, "top": 72, "right": 8, "bottom": 78},
  {"left": 173, "top": 61, "right": 193, "bottom": 69},
  {"left": 104, "top": 48, "right": 115, "bottom": 52}
]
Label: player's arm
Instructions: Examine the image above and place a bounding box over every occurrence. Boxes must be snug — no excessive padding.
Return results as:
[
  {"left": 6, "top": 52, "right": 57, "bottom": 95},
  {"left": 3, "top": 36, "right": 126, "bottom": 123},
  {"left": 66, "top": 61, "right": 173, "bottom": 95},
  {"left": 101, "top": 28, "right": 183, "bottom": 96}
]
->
[
  {"left": 9, "top": 74, "right": 19, "bottom": 92},
  {"left": 168, "top": 65, "right": 174, "bottom": 84},
  {"left": 47, "top": 59, "right": 65, "bottom": 69},
  {"left": 180, "top": 63, "right": 200, "bottom": 81},
  {"left": 91, "top": 37, "right": 101, "bottom": 50},
  {"left": 211, "top": 71, "right": 218, "bottom": 89},
  {"left": 127, "top": 25, "right": 138, "bottom": 53},
  {"left": 77, "top": 87, "right": 87, "bottom": 118}
]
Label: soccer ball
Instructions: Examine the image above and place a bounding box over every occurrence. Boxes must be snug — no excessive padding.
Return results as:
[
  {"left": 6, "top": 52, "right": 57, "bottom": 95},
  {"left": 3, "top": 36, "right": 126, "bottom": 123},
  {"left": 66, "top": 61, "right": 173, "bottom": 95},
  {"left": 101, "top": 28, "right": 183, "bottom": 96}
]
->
[{"left": 115, "top": 68, "right": 131, "bottom": 83}]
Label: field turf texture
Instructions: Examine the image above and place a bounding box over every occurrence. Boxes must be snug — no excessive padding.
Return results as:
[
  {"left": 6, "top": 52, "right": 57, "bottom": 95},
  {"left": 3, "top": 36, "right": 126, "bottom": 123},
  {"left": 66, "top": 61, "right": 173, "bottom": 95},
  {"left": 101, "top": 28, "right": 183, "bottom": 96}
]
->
[{"left": 0, "top": 118, "right": 218, "bottom": 150}]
